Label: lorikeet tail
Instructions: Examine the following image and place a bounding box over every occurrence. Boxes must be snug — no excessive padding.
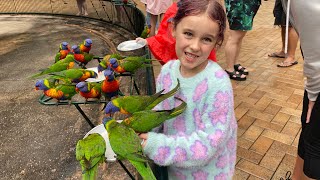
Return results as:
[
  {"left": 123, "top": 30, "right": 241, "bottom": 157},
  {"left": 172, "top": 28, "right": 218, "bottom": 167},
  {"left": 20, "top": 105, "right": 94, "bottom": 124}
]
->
[
  {"left": 129, "top": 160, "right": 156, "bottom": 180},
  {"left": 147, "top": 79, "right": 180, "bottom": 109},
  {"left": 169, "top": 97, "right": 187, "bottom": 117},
  {"left": 81, "top": 162, "right": 100, "bottom": 180}
]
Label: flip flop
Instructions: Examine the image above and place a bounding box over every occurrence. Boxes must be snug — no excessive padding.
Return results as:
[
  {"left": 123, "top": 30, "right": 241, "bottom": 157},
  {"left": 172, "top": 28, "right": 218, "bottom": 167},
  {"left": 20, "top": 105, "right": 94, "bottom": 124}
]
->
[
  {"left": 268, "top": 52, "right": 285, "bottom": 58},
  {"left": 277, "top": 61, "right": 298, "bottom": 67}
]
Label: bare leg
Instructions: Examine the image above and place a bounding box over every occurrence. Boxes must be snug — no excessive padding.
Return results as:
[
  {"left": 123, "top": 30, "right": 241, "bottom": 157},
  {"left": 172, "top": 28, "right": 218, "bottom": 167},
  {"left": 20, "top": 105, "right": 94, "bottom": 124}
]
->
[
  {"left": 149, "top": 14, "right": 158, "bottom": 37},
  {"left": 278, "top": 26, "right": 299, "bottom": 66},
  {"left": 76, "top": 0, "right": 83, "bottom": 15},
  {"left": 292, "top": 155, "right": 316, "bottom": 180},
  {"left": 82, "top": 0, "right": 88, "bottom": 16},
  {"left": 284, "top": 27, "right": 298, "bottom": 62},
  {"left": 224, "top": 30, "right": 247, "bottom": 78}
]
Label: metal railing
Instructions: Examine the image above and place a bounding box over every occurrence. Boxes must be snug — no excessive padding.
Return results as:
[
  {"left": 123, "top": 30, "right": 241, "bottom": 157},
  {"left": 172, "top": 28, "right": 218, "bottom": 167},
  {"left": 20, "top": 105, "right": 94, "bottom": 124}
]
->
[{"left": 0, "top": 0, "right": 145, "bottom": 36}]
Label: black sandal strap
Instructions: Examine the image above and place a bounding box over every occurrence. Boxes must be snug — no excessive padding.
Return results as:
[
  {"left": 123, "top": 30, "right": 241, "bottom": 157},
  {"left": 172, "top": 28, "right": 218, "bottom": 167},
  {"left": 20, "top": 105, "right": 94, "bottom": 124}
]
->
[{"left": 225, "top": 70, "right": 246, "bottom": 81}]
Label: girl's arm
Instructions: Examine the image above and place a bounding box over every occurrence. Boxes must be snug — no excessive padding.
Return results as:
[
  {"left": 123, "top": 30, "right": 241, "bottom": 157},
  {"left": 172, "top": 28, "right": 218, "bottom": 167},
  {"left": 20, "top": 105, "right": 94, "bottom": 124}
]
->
[{"left": 142, "top": 73, "right": 236, "bottom": 168}]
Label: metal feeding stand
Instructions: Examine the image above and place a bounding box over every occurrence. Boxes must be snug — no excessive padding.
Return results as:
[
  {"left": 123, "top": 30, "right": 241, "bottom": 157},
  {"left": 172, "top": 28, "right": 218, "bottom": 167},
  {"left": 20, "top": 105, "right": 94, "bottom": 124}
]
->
[{"left": 37, "top": 66, "right": 154, "bottom": 180}]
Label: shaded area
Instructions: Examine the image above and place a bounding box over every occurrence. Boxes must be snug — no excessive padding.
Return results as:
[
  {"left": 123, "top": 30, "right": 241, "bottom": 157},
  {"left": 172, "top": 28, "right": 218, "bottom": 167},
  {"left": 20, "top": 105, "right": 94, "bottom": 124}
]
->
[{"left": 0, "top": 14, "right": 152, "bottom": 179}]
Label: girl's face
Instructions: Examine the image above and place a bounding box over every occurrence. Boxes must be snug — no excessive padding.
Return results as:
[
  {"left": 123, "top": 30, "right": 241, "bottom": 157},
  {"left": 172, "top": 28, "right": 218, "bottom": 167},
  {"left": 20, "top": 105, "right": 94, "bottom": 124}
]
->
[{"left": 172, "top": 13, "right": 219, "bottom": 77}]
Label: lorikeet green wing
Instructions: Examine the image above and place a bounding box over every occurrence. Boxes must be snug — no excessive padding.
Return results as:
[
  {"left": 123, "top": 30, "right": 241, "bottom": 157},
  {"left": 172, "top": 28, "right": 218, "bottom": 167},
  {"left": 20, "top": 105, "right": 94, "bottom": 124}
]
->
[
  {"left": 49, "top": 69, "right": 97, "bottom": 83},
  {"left": 76, "top": 133, "right": 106, "bottom": 180},
  {"left": 110, "top": 56, "right": 152, "bottom": 74},
  {"left": 104, "top": 118, "right": 156, "bottom": 180},
  {"left": 30, "top": 54, "right": 75, "bottom": 78},
  {"left": 122, "top": 97, "right": 187, "bottom": 133},
  {"left": 109, "top": 79, "right": 180, "bottom": 114}
]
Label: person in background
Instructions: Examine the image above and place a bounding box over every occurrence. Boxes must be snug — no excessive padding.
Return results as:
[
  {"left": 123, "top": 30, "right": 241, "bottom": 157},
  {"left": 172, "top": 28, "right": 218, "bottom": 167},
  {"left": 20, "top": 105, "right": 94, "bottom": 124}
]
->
[
  {"left": 76, "top": 0, "right": 88, "bottom": 16},
  {"left": 268, "top": 0, "right": 299, "bottom": 67},
  {"left": 224, "top": 0, "right": 261, "bottom": 81},
  {"left": 144, "top": 0, "right": 172, "bottom": 37},
  {"left": 138, "top": 0, "right": 237, "bottom": 179},
  {"left": 286, "top": 0, "right": 320, "bottom": 179},
  {"left": 137, "top": 1, "right": 217, "bottom": 65}
]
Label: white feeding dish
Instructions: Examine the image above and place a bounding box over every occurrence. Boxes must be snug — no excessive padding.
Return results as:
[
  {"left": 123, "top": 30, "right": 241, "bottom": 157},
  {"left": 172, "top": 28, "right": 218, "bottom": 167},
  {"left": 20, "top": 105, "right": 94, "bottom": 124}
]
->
[
  {"left": 117, "top": 40, "right": 146, "bottom": 51},
  {"left": 85, "top": 67, "right": 105, "bottom": 82}
]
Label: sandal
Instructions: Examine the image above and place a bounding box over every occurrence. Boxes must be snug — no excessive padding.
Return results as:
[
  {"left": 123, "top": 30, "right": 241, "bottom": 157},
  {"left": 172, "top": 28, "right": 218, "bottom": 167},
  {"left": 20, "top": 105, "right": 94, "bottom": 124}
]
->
[
  {"left": 268, "top": 52, "right": 285, "bottom": 58},
  {"left": 225, "top": 70, "right": 246, "bottom": 81},
  {"left": 234, "top": 64, "right": 249, "bottom": 75}
]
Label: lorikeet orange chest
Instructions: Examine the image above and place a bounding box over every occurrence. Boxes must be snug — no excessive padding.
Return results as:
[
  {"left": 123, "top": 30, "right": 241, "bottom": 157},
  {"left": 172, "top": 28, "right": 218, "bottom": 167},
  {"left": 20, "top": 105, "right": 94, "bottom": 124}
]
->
[
  {"left": 80, "top": 44, "right": 91, "bottom": 53},
  {"left": 74, "top": 53, "right": 85, "bottom": 63},
  {"left": 102, "top": 79, "right": 119, "bottom": 93}
]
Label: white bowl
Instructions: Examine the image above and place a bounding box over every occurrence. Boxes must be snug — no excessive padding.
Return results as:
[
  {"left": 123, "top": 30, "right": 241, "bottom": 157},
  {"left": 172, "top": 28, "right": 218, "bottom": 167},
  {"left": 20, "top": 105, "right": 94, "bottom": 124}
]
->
[{"left": 117, "top": 40, "right": 146, "bottom": 51}]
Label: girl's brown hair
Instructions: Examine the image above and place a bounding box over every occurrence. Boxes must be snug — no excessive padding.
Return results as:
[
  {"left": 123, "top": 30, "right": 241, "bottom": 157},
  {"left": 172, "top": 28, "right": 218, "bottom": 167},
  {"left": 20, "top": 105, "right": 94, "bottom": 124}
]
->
[{"left": 173, "top": 0, "right": 226, "bottom": 48}]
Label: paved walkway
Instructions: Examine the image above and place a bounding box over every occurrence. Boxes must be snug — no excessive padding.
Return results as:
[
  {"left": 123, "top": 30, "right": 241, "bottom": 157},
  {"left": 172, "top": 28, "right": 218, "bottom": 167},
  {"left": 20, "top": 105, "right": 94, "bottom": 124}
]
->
[{"left": 137, "top": 0, "right": 303, "bottom": 179}]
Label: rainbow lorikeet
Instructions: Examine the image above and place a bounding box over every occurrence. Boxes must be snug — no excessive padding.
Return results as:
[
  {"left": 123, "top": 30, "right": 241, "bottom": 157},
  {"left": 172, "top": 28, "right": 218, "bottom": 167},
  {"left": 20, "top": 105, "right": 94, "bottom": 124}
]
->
[
  {"left": 76, "top": 133, "right": 106, "bottom": 180},
  {"left": 101, "top": 69, "right": 120, "bottom": 101},
  {"left": 97, "top": 54, "right": 124, "bottom": 72},
  {"left": 44, "top": 83, "right": 77, "bottom": 102},
  {"left": 35, "top": 78, "right": 57, "bottom": 91},
  {"left": 109, "top": 56, "right": 152, "bottom": 74},
  {"left": 55, "top": 42, "right": 71, "bottom": 63},
  {"left": 122, "top": 97, "right": 187, "bottom": 133},
  {"left": 79, "top": 39, "right": 92, "bottom": 53},
  {"left": 140, "top": 26, "right": 150, "bottom": 39},
  {"left": 30, "top": 54, "right": 75, "bottom": 78},
  {"left": 72, "top": 45, "right": 95, "bottom": 67},
  {"left": 104, "top": 79, "right": 180, "bottom": 115},
  {"left": 104, "top": 117, "right": 156, "bottom": 180},
  {"left": 49, "top": 69, "right": 97, "bottom": 83},
  {"left": 76, "top": 81, "right": 102, "bottom": 101}
]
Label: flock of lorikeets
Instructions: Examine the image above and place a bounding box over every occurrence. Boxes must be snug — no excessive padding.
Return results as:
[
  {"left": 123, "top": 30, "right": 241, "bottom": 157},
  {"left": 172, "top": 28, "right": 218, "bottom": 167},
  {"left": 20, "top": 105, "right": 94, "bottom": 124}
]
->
[{"left": 32, "top": 39, "right": 186, "bottom": 180}]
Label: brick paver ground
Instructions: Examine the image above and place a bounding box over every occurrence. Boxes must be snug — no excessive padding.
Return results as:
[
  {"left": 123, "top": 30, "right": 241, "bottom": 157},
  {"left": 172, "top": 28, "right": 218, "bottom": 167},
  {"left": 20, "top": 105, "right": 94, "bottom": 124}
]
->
[{"left": 137, "top": 0, "right": 303, "bottom": 179}]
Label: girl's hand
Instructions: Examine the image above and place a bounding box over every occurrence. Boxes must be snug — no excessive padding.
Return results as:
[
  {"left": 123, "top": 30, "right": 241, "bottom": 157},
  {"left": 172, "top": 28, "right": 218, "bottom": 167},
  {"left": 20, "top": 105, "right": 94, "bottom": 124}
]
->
[
  {"left": 306, "top": 100, "right": 315, "bottom": 123},
  {"left": 136, "top": 37, "right": 148, "bottom": 46},
  {"left": 138, "top": 133, "right": 148, "bottom": 148}
]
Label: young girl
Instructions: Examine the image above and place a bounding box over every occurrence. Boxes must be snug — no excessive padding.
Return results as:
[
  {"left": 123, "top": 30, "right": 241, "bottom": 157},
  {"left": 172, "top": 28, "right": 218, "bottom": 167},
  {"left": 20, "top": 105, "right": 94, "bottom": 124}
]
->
[
  {"left": 137, "top": 1, "right": 217, "bottom": 65},
  {"left": 139, "top": 0, "right": 237, "bottom": 179}
]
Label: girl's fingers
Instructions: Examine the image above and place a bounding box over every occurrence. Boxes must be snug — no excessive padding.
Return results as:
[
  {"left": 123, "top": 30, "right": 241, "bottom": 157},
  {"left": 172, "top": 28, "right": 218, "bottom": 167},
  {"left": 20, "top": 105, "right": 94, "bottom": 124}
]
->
[{"left": 306, "top": 101, "right": 315, "bottom": 123}]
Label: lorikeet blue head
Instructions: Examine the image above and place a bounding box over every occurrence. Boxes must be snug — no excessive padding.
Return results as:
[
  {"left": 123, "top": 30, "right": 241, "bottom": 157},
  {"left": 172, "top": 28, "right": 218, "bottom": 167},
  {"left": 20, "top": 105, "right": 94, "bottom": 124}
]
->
[
  {"left": 84, "top": 39, "right": 92, "bottom": 47},
  {"left": 72, "top": 45, "right": 81, "bottom": 54},
  {"left": 109, "top": 58, "right": 118, "bottom": 69},
  {"left": 104, "top": 101, "right": 120, "bottom": 114},
  {"left": 75, "top": 81, "right": 88, "bottom": 92},
  {"left": 104, "top": 69, "right": 115, "bottom": 81},
  {"left": 60, "top": 42, "right": 69, "bottom": 50},
  {"left": 35, "top": 79, "right": 50, "bottom": 90}
]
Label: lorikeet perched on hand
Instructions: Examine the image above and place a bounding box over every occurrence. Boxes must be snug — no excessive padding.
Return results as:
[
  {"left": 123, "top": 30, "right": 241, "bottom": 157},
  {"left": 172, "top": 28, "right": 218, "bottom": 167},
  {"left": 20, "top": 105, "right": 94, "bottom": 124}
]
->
[
  {"left": 104, "top": 79, "right": 180, "bottom": 115},
  {"left": 79, "top": 39, "right": 92, "bottom": 53},
  {"left": 76, "top": 81, "right": 102, "bottom": 101},
  {"left": 104, "top": 117, "right": 156, "bottom": 180},
  {"left": 55, "top": 42, "right": 71, "bottom": 63},
  {"left": 31, "top": 54, "right": 75, "bottom": 78},
  {"left": 97, "top": 54, "right": 124, "bottom": 72},
  {"left": 76, "top": 133, "right": 106, "bottom": 180},
  {"left": 109, "top": 56, "right": 152, "bottom": 74},
  {"left": 49, "top": 69, "right": 97, "bottom": 83},
  {"left": 101, "top": 69, "right": 120, "bottom": 101},
  {"left": 72, "top": 45, "right": 95, "bottom": 67},
  {"left": 44, "top": 83, "right": 77, "bottom": 102},
  {"left": 122, "top": 97, "right": 187, "bottom": 133}
]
